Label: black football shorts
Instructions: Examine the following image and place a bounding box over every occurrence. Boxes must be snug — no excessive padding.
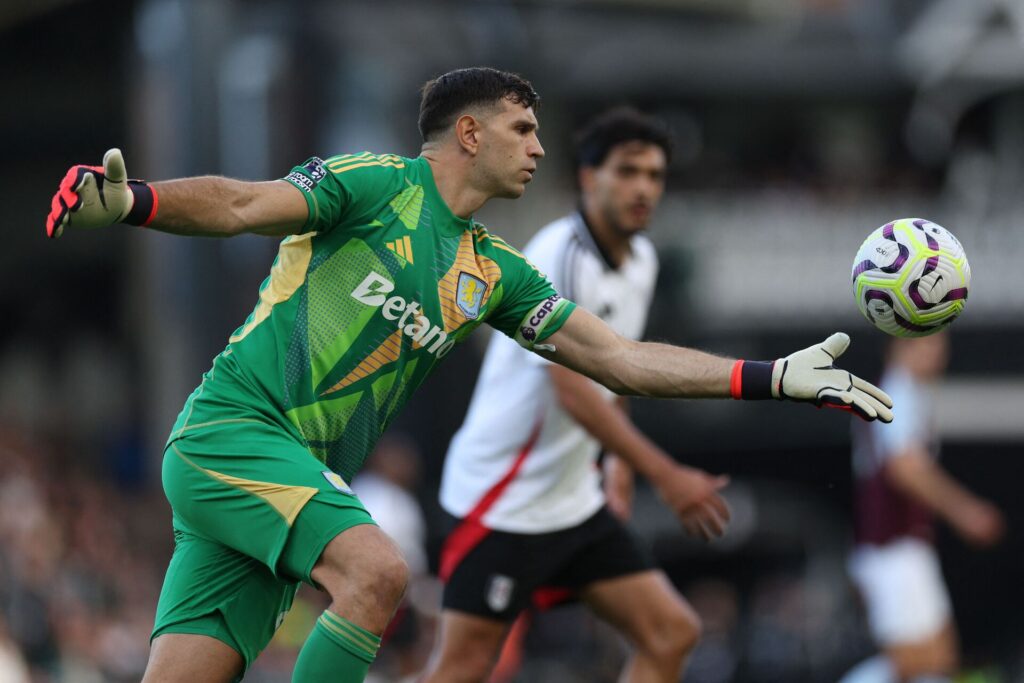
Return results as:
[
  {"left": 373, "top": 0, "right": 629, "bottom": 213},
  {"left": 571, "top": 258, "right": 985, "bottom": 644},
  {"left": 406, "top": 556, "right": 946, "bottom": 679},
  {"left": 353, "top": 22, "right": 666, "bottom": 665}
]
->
[{"left": 440, "top": 506, "right": 655, "bottom": 621}]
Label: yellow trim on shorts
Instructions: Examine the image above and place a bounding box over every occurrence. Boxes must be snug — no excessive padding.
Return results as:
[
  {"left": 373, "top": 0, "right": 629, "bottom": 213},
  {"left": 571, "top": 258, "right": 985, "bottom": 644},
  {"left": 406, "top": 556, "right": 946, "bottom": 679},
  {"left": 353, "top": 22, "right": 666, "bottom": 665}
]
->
[
  {"left": 171, "top": 444, "right": 318, "bottom": 526},
  {"left": 171, "top": 418, "right": 264, "bottom": 436}
]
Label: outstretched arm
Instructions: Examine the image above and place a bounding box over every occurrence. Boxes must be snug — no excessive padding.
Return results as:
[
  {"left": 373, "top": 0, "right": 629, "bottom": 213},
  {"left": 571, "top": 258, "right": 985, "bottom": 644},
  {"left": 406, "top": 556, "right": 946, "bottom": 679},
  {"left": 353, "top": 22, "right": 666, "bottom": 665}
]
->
[
  {"left": 539, "top": 306, "right": 894, "bottom": 422},
  {"left": 146, "top": 177, "right": 306, "bottom": 237},
  {"left": 549, "top": 364, "right": 730, "bottom": 539},
  {"left": 885, "top": 446, "right": 1005, "bottom": 547},
  {"left": 46, "top": 148, "right": 308, "bottom": 239},
  {"left": 541, "top": 306, "right": 731, "bottom": 398}
]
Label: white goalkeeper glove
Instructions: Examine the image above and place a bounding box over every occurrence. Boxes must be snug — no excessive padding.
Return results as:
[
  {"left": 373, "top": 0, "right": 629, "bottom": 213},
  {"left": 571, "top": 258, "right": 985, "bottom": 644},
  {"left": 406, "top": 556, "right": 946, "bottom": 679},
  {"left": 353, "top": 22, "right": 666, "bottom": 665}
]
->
[
  {"left": 46, "top": 148, "right": 157, "bottom": 238},
  {"left": 730, "top": 332, "right": 894, "bottom": 423}
]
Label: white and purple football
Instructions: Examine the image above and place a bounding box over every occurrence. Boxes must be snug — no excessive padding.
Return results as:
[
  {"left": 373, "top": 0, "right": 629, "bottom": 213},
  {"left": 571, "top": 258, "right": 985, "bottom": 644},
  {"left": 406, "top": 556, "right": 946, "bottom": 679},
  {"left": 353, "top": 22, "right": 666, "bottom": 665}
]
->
[{"left": 851, "top": 218, "right": 970, "bottom": 337}]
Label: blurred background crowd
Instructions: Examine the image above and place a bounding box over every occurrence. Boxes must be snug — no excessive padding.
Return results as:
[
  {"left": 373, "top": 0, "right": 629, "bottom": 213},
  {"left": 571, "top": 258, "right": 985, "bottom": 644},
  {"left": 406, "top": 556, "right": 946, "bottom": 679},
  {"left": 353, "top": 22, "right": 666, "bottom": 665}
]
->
[{"left": 3, "top": 0, "right": 1024, "bottom": 681}]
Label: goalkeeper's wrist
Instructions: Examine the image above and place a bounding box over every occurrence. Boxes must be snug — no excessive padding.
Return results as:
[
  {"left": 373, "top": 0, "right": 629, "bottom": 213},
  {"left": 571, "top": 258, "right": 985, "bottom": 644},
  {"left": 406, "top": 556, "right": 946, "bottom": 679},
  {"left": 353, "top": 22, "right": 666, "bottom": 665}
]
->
[
  {"left": 729, "top": 360, "right": 776, "bottom": 400},
  {"left": 124, "top": 181, "right": 158, "bottom": 226}
]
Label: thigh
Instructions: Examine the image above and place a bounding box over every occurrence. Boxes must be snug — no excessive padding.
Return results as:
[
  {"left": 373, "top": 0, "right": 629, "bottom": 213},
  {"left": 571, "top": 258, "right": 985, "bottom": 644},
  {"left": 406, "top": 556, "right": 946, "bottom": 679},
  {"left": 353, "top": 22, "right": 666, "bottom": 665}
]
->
[
  {"left": 163, "top": 422, "right": 375, "bottom": 583},
  {"left": 152, "top": 530, "right": 298, "bottom": 673},
  {"left": 143, "top": 633, "right": 244, "bottom": 683},
  {"left": 545, "top": 507, "right": 655, "bottom": 591},
  {"left": 580, "top": 570, "right": 697, "bottom": 645}
]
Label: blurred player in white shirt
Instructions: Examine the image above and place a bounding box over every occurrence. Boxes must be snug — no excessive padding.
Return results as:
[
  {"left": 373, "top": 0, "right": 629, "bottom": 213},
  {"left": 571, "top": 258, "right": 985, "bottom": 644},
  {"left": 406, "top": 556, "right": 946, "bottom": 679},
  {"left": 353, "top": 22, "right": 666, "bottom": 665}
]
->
[
  {"left": 423, "top": 108, "right": 731, "bottom": 683},
  {"left": 840, "top": 332, "right": 1005, "bottom": 683}
]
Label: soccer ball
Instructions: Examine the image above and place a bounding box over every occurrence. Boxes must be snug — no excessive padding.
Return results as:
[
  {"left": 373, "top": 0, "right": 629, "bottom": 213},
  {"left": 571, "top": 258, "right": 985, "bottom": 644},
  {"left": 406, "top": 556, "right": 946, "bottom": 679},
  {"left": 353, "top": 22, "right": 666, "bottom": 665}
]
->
[{"left": 851, "top": 218, "right": 970, "bottom": 338}]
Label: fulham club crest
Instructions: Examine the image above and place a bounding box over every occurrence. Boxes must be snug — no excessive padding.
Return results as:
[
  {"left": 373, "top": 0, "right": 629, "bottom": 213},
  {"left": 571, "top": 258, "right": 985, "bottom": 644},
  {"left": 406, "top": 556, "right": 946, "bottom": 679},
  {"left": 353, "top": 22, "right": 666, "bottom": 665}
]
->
[{"left": 486, "top": 574, "right": 515, "bottom": 613}]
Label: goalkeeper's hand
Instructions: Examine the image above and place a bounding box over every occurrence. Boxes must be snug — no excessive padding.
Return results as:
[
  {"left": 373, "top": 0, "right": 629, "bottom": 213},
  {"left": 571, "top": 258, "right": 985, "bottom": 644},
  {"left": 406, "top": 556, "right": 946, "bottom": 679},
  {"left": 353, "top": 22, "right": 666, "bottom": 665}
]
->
[
  {"left": 730, "top": 333, "right": 894, "bottom": 423},
  {"left": 46, "top": 148, "right": 156, "bottom": 238}
]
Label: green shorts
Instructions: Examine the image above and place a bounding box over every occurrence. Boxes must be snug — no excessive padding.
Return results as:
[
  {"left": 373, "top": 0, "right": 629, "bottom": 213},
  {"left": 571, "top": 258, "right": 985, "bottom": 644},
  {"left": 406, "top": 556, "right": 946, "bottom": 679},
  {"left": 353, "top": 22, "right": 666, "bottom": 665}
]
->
[{"left": 152, "top": 420, "right": 376, "bottom": 670}]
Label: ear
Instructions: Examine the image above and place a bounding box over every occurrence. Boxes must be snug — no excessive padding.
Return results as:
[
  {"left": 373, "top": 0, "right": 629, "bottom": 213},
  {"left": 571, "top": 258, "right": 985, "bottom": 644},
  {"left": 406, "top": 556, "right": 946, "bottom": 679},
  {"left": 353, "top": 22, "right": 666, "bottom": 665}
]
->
[
  {"left": 578, "top": 166, "right": 597, "bottom": 193},
  {"left": 455, "top": 114, "right": 481, "bottom": 156}
]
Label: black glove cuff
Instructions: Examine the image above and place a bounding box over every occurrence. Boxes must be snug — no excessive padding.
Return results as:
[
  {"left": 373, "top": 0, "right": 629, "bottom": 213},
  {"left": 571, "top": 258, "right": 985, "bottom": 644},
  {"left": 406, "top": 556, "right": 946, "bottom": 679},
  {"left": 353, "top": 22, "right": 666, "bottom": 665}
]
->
[
  {"left": 125, "top": 181, "right": 157, "bottom": 226},
  {"left": 730, "top": 360, "right": 775, "bottom": 400}
]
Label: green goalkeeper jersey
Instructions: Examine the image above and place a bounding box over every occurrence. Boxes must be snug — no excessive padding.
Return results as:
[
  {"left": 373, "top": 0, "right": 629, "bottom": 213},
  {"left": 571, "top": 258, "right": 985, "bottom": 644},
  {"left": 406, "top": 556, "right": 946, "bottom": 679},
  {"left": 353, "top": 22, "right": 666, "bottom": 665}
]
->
[{"left": 167, "top": 153, "right": 575, "bottom": 481}]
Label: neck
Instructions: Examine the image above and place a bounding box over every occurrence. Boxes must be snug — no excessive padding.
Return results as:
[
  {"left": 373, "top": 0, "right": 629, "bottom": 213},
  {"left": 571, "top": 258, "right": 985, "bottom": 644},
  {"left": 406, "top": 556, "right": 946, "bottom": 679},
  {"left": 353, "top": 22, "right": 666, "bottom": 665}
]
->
[
  {"left": 421, "top": 145, "right": 490, "bottom": 219},
  {"left": 581, "top": 197, "right": 632, "bottom": 268}
]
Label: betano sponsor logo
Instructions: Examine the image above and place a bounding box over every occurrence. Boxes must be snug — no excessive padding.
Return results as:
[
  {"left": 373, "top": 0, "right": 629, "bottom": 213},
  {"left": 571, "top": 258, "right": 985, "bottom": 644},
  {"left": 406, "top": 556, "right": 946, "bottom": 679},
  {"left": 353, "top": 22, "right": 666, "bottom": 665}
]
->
[{"left": 351, "top": 272, "right": 456, "bottom": 358}]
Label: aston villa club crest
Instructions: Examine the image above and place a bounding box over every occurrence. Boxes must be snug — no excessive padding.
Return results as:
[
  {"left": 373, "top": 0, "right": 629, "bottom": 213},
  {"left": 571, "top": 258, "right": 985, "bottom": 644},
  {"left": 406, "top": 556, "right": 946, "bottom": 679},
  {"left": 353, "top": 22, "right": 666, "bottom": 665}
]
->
[
  {"left": 456, "top": 272, "right": 486, "bottom": 319},
  {"left": 321, "top": 471, "right": 353, "bottom": 495}
]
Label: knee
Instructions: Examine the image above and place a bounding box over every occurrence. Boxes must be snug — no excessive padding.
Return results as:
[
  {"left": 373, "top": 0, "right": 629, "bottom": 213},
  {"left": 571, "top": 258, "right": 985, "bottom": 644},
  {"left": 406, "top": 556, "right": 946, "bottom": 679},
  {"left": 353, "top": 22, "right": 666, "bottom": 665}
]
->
[
  {"left": 669, "top": 602, "right": 703, "bottom": 656},
  {"left": 317, "top": 531, "right": 410, "bottom": 611},
  {"left": 908, "top": 647, "right": 958, "bottom": 678},
  {"left": 351, "top": 546, "right": 410, "bottom": 608},
  {"left": 640, "top": 602, "right": 703, "bottom": 663},
  {"left": 890, "top": 639, "right": 959, "bottom": 679}
]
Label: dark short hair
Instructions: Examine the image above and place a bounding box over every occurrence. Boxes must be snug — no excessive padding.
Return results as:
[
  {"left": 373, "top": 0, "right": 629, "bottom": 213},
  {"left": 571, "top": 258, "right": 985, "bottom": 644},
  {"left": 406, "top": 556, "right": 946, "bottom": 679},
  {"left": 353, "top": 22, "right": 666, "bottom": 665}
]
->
[
  {"left": 418, "top": 67, "right": 540, "bottom": 142},
  {"left": 575, "top": 107, "right": 673, "bottom": 169}
]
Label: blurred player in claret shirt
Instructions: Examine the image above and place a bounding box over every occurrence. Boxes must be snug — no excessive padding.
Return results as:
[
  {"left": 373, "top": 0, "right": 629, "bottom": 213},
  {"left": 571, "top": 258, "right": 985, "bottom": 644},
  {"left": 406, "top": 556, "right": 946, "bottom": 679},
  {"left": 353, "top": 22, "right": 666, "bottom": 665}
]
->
[
  {"left": 840, "top": 331, "right": 1005, "bottom": 683},
  {"left": 423, "top": 108, "right": 731, "bottom": 683}
]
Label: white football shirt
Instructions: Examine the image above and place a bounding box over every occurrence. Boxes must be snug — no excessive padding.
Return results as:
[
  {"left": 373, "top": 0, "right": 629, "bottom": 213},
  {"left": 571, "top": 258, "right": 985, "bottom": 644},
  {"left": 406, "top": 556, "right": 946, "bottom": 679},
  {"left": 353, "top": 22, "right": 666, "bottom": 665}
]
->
[{"left": 440, "top": 212, "right": 659, "bottom": 533}]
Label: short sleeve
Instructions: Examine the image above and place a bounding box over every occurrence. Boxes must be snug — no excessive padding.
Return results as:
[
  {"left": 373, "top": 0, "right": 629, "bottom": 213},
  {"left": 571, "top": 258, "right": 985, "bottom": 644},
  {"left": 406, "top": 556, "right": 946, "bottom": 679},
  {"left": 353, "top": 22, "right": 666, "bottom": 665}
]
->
[
  {"left": 873, "top": 373, "right": 927, "bottom": 458},
  {"left": 282, "top": 153, "right": 404, "bottom": 234},
  {"left": 485, "top": 236, "right": 576, "bottom": 349}
]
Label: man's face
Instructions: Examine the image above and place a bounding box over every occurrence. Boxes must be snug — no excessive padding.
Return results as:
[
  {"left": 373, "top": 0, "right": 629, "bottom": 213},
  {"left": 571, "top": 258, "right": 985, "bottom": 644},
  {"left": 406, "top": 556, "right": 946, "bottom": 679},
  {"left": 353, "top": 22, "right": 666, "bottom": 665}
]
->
[
  {"left": 474, "top": 98, "right": 545, "bottom": 199},
  {"left": 581, "top": 141, "right": 667, "bottom": 236}
]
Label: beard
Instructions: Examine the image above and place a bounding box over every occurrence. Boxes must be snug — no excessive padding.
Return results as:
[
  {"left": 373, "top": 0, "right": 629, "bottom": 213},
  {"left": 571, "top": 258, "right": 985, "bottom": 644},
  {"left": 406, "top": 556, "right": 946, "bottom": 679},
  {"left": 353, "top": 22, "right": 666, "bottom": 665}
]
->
[{"left": 603, "top": 203, "right": 647, "bottom": 237}]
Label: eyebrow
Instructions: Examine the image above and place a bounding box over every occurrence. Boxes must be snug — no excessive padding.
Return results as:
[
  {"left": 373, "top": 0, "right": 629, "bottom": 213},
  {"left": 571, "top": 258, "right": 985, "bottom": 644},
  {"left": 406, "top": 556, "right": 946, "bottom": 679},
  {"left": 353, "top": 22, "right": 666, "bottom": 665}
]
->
[{"left": 511, "top": 115, "right": 538, "bottom": 132}]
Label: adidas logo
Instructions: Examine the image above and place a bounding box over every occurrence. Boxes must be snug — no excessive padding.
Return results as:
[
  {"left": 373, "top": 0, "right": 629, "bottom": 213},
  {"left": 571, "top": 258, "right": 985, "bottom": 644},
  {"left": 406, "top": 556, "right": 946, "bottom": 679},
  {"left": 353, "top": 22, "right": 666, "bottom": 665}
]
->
[{"left": 385, "top": 236, "right": 414, "bottom": 266}]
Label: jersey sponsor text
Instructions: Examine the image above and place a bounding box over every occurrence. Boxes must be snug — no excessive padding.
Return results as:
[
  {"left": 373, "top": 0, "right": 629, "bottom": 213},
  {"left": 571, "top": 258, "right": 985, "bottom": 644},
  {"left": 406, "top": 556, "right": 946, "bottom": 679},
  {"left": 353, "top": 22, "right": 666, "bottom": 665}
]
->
[{"left": 350, "top": 271, "right": 456, "bottom": 358}]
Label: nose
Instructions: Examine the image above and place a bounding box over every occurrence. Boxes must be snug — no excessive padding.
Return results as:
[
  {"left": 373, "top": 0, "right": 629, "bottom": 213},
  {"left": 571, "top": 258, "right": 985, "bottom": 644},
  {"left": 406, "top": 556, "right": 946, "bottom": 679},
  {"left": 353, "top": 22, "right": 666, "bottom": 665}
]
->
[
  {"left": 530, "top": 134, "right": 545, "bottom": 160},
  {"left": 638, "top": 174, "right": 663, "bottom": 201}
]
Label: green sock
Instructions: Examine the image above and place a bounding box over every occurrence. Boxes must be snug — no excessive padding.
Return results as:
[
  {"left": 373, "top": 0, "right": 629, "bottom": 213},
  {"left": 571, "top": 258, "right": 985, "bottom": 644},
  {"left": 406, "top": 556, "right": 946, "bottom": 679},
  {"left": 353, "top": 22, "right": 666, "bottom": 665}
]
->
[{"left": 292, "top": 611, "right": 381, "bottom": 683}]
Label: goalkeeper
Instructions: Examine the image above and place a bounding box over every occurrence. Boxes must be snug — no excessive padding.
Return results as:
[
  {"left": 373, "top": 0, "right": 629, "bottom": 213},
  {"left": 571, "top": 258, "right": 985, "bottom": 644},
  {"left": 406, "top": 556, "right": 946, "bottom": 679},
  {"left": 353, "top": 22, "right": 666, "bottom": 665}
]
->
[{"left": 45, "top": 67, "right": 892, "bottom": 683}]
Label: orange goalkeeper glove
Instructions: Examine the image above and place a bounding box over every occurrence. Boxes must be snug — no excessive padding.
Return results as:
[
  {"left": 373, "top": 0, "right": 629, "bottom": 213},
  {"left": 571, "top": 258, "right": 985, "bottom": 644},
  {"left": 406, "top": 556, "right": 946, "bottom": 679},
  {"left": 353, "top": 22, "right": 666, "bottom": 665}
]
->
[{"left": 46, "top": 148, "right": 157, "bottom": 238}]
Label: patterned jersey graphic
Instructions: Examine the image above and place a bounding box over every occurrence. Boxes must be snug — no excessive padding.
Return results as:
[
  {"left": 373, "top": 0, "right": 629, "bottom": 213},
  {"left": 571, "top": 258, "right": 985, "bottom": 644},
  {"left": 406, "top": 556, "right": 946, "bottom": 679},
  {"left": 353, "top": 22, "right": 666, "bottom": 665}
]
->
[{"left": 168, "top": 153, "right": 575, "bottom": 481}]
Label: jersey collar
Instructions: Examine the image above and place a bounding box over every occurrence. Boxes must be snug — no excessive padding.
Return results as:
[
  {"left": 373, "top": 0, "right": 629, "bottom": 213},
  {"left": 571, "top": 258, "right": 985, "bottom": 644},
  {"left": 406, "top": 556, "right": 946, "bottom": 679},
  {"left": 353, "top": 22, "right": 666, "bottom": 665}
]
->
[{"left": 574, "top": 208, "right": 626, "bottom": 271}]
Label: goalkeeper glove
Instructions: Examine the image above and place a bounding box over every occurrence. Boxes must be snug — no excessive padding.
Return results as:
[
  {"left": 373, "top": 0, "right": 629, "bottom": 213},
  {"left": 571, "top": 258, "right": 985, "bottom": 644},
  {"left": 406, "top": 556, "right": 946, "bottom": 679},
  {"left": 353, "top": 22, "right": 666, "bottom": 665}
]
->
[
  {"left": 730, "top": 332, "right": 894, "bottom": 423},
  {"left": 46, "top": 148, "right": 157, "bottom": 238}
]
